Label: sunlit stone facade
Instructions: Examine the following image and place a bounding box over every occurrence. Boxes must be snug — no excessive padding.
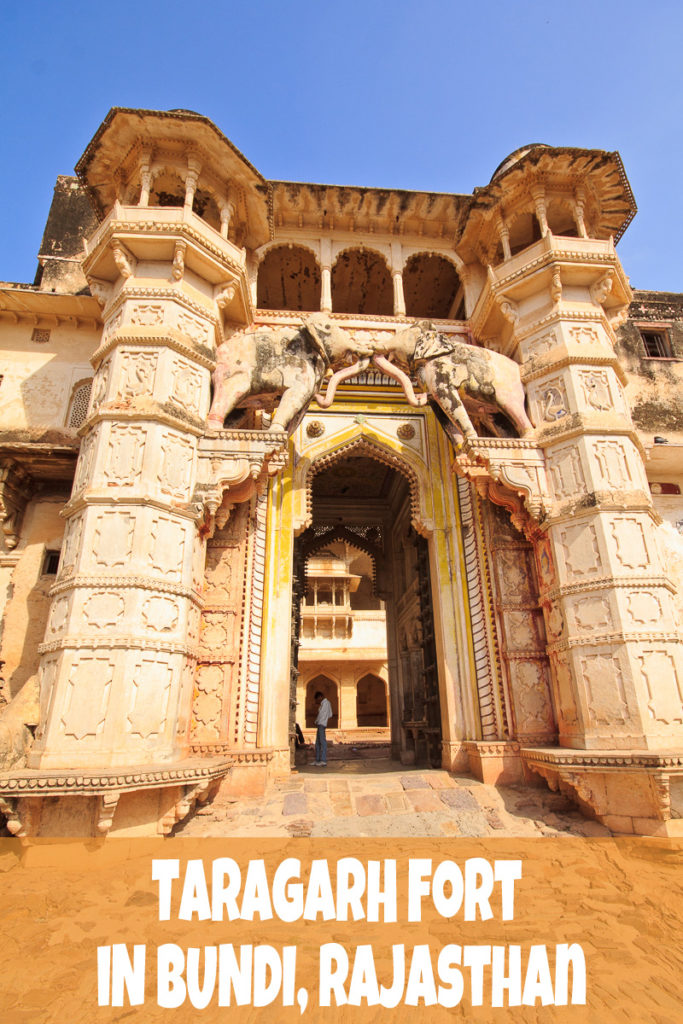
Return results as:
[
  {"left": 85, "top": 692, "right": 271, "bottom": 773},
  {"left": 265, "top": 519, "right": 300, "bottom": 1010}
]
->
[{"left": 0, "top": 109, "right": 681, "bottom": 836}]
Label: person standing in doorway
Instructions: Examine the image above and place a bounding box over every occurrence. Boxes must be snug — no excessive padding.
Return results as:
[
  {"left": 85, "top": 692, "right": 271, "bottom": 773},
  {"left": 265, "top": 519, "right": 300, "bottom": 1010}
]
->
[{"left": 314, "top": 690, "right": 333, "bottom": 766}]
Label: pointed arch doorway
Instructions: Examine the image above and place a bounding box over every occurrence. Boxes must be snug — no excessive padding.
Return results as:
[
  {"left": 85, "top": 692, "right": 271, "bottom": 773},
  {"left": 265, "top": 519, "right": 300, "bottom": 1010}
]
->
[
  {"left": 292, "top": 448, "right": 442, "bottom": 767},
  {"left": 257, "top": 412, "right": 477, "bottom": 778}
]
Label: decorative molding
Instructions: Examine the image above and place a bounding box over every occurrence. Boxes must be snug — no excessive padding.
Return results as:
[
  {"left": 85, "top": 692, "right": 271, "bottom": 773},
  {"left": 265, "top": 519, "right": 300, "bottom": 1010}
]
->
[
  {"left": 242, "top": 492, "right": 268, "bottom": 746},
  {"left": 195, "top": 429, "right": 289, "bottom": 526},
  {"left": 456, "top": 477, "right": 500, "bottom": 740},
  {"left": 49, "top": 574, "right": 203, "bottom": 605},
  {"left": 82, "top": 400, "right": 207, "bottom": 438},
  {"left": 0, "top": 758, "right": 232, "bottom": 796},
  {"left": 38, "top": 636, "right": 200, "bottom": 658},
  {"left": 188, "top": 745, "right": 274, "bottom": 763},
  {"left": 522, "top": 353, "right": 624, "bottom": 385},
  {"left": 547, "top": 631, "right": 680, "bottom": 654},
  {"left": 61, "top": 491, "right": 202, "bottom": 524},
  {"left": 521, "top": 747, "right": 683, "bottom": 771},
  {"left": 88, "top": 216, "right": 246, "bottom": 276},
  {"left": 540, "top": 574, "right": 676, "bottom": 603}
]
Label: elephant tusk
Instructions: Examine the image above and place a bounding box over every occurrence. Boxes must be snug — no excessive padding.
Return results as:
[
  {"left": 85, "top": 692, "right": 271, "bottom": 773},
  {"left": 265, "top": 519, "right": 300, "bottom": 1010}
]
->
[
  {"left": 314, "top": 357, "right": 370, "bottom": 408},
  {"left": 372, "top": 355, "right": 429, "bottom": 406}
]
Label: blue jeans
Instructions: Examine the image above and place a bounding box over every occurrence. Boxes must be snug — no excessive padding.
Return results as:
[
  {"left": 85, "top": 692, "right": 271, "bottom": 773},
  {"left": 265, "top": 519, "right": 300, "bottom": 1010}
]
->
[{"left": 315, "top": 725, "right": 327, "bottom": 764}]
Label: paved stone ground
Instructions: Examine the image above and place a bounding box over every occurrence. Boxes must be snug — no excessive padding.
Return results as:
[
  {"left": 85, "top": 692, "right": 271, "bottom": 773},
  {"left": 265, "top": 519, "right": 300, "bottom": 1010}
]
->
[{"left": 175, "top": 757, "right": 611, "bottom": 838}]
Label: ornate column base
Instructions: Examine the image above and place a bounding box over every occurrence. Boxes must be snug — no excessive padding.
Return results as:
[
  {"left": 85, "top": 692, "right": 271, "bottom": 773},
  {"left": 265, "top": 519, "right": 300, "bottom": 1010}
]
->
[
  {"left": 441, "top": 739, "right": 472, "bottom": 773},
  {"left": 463, "top": 740, "right": 526, "bottom": 785},
  {"left": 522, "top": 747, "right": 683, "bottom": 837}
]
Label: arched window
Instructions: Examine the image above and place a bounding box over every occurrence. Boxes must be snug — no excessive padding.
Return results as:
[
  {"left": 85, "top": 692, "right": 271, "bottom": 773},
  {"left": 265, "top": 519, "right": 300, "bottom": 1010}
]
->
[
  {"left": 507, "top": 210, "right": 542, "bottom": 257},
  {"left": 305, "top": 675, "right": 339, "bottom": 728},
  {"left": 356, "top": 673, "right": 388, "bottom": 727},
  {"left": 67, "top": 379, "right": 93, "bottom": 428},
  {"left": 546, "top": 198, "right": 578, "bottom": 238},
  {"left": 403, "top": 253, "right": 463, "bottom": 319},
  {"left": 331, "top": 248, "right": 392, "bottom": 315},
  {"left": 149, "top": 170, "right": 185, "bottom": 208},
  {"left": 257, "top": 246, "right": 322, "bottom": 311}
]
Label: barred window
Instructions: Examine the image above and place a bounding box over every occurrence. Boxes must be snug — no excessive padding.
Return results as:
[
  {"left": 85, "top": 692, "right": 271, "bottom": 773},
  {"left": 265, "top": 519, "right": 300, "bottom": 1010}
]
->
[
  {"left": 67, "top": 379, "right": 93, "bottom": 428},
  {"left": 640, "top": 330, "right": 673, "bottom": 358},
  {"left": 42, "top": 549, "right": 61, "bottom": 575}
]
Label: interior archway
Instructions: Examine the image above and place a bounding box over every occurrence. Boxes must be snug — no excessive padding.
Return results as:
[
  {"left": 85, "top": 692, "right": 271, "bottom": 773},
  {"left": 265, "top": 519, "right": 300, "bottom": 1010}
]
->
[
  {"left": 305, "top": 674, "right": 339, "bottom": 728},
  {"left": 293, "top": 449, "right": 442, "bottom": 766},
  {"left": 258, "top": 245, "right": 322, "bottom": 311},
  {"left": 403, "top": 253, "right": 464, "bottom": 319},
  {"left": 356, "top": 673, "right": 388, "bottom": 727},
  {"left": 331, "top": 248, "right": 393, "bottom": 315}
]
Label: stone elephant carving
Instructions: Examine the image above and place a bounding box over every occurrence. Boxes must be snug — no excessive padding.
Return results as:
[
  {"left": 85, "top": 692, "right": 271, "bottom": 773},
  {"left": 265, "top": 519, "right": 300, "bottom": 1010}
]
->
[
  {"left": 207, "top": 314, "right": 369, "bottom": 435},
  {"left": 371, "top": 321, "right": 533, "bottom": 443}
]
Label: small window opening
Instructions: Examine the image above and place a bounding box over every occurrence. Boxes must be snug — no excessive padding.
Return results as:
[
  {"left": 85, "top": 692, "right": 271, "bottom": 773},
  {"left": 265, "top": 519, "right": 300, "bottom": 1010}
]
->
[
  {"left": 640, "top": 330, "right": 673, "bottom": 358},
  {"left": 31, "top": 328, "right": 51, "bottom": 344},
  {"left": 42, "top": 550, "right": 61, "bottom": 575}
]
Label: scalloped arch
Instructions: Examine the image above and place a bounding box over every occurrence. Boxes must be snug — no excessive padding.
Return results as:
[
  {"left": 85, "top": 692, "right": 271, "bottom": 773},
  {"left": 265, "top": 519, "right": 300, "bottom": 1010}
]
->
[
  {"left": 402, "top": 249, "right": 464, "bottom": 275},
  {"left": 255, "top": 241, "right": 321, "bottom": 267},
  {"left": 300, "top": 525, "right": 382, "bottom": 590},
  {"left": 331, "top": 244, "right": 391, "bottom": 270},
  {"left": 305, "top": 435, "right": 425, "bottom": 535}
]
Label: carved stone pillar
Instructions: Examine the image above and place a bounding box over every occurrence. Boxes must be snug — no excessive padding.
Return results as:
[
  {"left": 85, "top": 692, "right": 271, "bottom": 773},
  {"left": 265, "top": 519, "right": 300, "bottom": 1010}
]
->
[
  {"left": 184, "top": 156, "right": 202, "bottom": 211},
  {"left": 320, "top": 239, "right": 332, "bottom": 313},
  {"left": 390, "top": 244, "right": 406, "bottom": 317},
  {"left": 496, "top": 215, "right": 512, "bottom": 262},
  {"left": 220, "top": 200, "right": 235, "bottom": 240},
  {"left": 392, "top": 271, "right": 406, "bottom": 317},
  {"left": 517, "top": 267, "right": 683, "bottom": 754},
  {"left": 320, "top": 267, "right": 332, "bottom": 313},
  {"left": 29, "top": 252, "right": 215, "bottom": 771},
  {"left": 138, "top": 151, "right": 152, "bottom": 207}
]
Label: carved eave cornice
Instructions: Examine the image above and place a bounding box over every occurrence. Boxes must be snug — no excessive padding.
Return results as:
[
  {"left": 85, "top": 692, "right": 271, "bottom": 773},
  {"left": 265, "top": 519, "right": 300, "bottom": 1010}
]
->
[
  {"left": 270, "top": 180, "right": 471, "bottom": 243},
  {"left": 458, "top": 146, "right": 637, "bottom": 265},
  {"left": 0, "top": 285, "right": 102, "bottom": 329},
  {"left": 75, "top": 107, "right": 271, "bottom": 249}
]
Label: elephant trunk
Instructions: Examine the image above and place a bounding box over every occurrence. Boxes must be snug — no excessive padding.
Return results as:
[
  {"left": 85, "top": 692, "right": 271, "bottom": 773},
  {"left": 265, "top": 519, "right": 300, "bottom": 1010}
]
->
[
  {"left": 372, "top": 355, "right": 429, "bottom": 407},
  {"left": 314, "top": 358, "right": 370, "bottom": 408}
]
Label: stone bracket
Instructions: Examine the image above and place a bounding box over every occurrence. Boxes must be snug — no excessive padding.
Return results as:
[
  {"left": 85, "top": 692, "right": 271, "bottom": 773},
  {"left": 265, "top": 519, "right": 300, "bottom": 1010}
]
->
[
  {"left": 455, "top": 437, "right": 551, "bottom": 523},
  {"left": 0, "top": 458, "right": 35, "bottom": 550},
  {"left": 194, "top": 428, "right": 288, "bottom": 529}
]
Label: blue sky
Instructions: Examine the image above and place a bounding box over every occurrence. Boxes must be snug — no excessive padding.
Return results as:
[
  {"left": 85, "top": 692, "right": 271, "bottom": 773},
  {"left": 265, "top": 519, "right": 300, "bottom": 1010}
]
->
[{"left": 1, "top": 0, "right": 681, "bottom": 290}]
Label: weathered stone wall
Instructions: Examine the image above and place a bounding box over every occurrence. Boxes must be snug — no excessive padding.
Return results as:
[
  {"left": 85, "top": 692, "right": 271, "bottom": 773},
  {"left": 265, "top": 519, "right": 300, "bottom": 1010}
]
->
[
  {"left": 35, "top": 176, "right": 98, "bottom": 293},
  {"left": 0, "top": 321, "right": 98, "bottom": 432},
  {"left": 616, "top": 291, "right": 683, "bottom": 444},
  {"left": 0, "top": 495, "right": 68, "bottom": 702}
]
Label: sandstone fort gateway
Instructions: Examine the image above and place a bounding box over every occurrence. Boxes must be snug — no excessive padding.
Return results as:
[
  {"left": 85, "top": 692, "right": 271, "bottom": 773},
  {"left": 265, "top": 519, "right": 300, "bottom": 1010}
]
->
[{"left": 0, "top": 107, "right": 681, "bottom": 838}]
